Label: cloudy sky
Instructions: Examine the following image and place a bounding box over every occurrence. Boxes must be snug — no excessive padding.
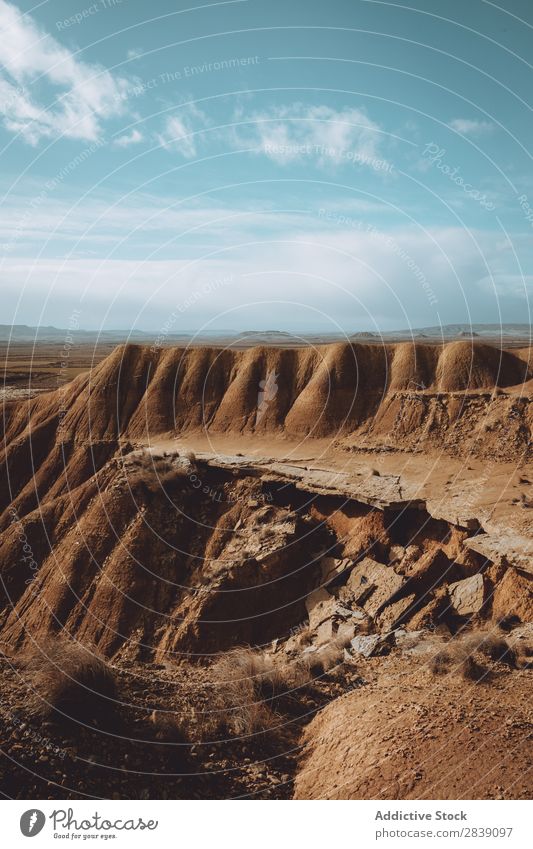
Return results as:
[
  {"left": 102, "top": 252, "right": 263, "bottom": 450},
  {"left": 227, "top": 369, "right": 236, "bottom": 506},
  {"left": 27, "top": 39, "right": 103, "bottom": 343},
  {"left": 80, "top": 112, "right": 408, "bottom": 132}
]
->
[{"left": 1, "top": 0, "right": 532, "bottom": 334}]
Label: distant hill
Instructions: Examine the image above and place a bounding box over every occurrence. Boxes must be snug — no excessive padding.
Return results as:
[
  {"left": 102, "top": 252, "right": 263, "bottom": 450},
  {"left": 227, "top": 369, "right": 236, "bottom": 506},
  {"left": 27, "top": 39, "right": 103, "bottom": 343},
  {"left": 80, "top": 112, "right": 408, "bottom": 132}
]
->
[
  {"left": 389, "top": 324, "right": 532, "bottom": 339},
  {"left": 1, "top": 323, "right": 531, "bottom": 345}
]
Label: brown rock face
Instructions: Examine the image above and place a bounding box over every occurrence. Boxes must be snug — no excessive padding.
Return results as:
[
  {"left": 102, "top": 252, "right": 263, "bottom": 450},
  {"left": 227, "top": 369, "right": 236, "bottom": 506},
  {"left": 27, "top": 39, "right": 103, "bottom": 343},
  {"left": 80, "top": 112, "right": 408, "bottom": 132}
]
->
[
  {"left": 347, "top": 557, "right": 404, "bottom": 617},
  {"left": 1, "top": 342, "right": 532, "bottom": 665},
  {"left": 492, "top": 568, "right": 533, "bottom": 622},
  {"left": 3, "top": 341, "right": 532, "bottom": 456}
]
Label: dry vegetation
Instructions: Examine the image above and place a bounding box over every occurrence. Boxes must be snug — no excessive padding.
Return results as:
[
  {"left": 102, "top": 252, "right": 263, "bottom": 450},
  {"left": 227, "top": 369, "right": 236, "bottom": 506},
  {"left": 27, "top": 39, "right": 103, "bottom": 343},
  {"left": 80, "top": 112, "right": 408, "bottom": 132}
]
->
[
  {"left": 428, "top": 628, "right": 524, "bottom": 681},
  {"left": 22, "top": 639, "right": 118, "bottom": 726},
  {"left": 189, "top": 638, "right": 352, "bottom": 740}
]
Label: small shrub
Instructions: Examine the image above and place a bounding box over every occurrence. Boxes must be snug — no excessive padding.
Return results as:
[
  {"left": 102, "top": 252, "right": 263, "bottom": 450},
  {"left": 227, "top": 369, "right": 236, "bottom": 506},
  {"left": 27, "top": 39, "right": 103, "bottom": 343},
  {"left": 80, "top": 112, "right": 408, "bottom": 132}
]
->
[
  {"left": 460, "top": 655, "right": 487, "bottom": 682},
  {"left": 24, "top": 639, "right": 117, "bottom": 727},
  {"left": 496, "top": 614, "right": 521, "bottom": 632},
  {"left": 429, "top": 649, "right": 451, "bottom": 675},
  {"left": 298, "top": 639, "right": 345, "bottom": 679},
  {"left": 296, "top": 627, "right": 313, "bottom": 648},
  {"left": 428, "top": 630, "right": 518, "bottom": 682},
  {"left": 477, "top": 636, "right": 516, "bottom": 667},
  {"left": 206, "top": 648, "right": 279, "bottom": 738}
]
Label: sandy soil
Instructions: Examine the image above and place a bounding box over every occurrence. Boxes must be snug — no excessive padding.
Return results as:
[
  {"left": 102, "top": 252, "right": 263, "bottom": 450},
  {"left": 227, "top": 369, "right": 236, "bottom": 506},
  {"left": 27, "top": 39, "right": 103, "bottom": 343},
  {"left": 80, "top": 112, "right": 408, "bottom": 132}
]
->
[
  {"left": 294, "top": 648, "right": 533, "bottom": 800},
  {"left": 147, "top": 432, "right": 533, "bottom": 537}
]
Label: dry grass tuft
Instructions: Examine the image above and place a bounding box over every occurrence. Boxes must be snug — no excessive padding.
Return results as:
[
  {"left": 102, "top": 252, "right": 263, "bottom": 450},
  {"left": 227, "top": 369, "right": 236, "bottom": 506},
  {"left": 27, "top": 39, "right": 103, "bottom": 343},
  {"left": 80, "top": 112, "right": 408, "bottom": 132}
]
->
[
  {"left": 496, "top": 614, "right": 521, "bottom": 633},
  {"left": 23, "top": 639, "right": 117, "bottom": 726},
  {"left": 203, "top": 642, "right": 345, "bottom": 740},
  {"left": 461, "top": 632, "right": 517, "bottom": 668},
  {"left": 429, "top": 649, "right": 452, "bottom": 676},
  {"left": 298, "top": 636, "right": 347, "bottom": 679},
  {"left": 428, "top": 645, "right": 486, "bottom": 681},
  {"left": 459, "top": 654, "right": 487, "bottom": 682},
  {"left": 428, "top": 629, "right": 519, "bottom": 682},
  {"left": 206, "top": 648, "right": 279, "bottom": 738}
]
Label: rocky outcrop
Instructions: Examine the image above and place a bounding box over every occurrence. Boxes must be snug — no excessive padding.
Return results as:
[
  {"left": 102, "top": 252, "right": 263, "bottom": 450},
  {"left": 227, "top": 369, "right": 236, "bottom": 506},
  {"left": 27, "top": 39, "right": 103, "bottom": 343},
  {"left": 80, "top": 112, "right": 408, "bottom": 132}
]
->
[{"left": 2, "top": 342, "right": 532, "bottom": 460}]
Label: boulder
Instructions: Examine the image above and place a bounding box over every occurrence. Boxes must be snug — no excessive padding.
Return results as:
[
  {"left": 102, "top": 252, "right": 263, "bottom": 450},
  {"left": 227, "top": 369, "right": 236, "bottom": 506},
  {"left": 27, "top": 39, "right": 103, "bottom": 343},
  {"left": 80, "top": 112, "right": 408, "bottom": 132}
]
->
[
  {"left": 403, "top": 547, "right": 451, "bottom": 584},
  {"left": 464, "top": 530, "right": 533, "bottom": 577},
  {"left": 349, "top": 634, "right": 382, "bottom": 657},
  {"left": 376, "top": 594, "right": 417, "bottom": 631},
  {"left": 402, "top": 544, "right": 423, "bottom": 567},
  {"left": 321, "top": 556, "right": 355, "bottom": 585},
  {"left": 336, "top": 621, "right": 358, "bottom": 644},
  {"left": 333, "top": 585, "right": 358, "bottom": 606},
  {"left": 392, "top": 628, "right": 440, "bottom": 655},
  {"left": 347, "top": 557, "right": 404, "bottom": 617},
  {"left": 349, "top": 634, "right": 391, "bottom": 658},
  {"left": 448, "top": 573, "right": 485, "bottom": 616},
  {"left": 305, "top": 588, "right": 336, "bottom": 630},
  {"left": 507, "top": 622, "right": 533, "bottom": 652},
  {"left": 388, "top": 544, "right": 406, "bottom": 565},
  {"left": 316, "top": 618, "right": 334, "bottom": 645},
  {"left": 406, "top": 587, "right": 450, "bottom": 631},
  {"left": 306, "top": 589, "right": 370, "bottom": 638}
]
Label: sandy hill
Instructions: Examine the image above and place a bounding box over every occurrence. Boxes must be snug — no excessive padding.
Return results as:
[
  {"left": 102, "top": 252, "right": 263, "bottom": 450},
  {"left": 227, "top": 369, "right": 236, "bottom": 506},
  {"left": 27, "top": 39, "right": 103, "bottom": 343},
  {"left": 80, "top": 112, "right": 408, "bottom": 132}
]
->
[
  {"left": 2, "top": 341, "right": 532, "bottom": 461},
  {"left": 0, "top": 339, "right": 532, "bottom": 660},
  {"left": 294, "top": 656, "right": 532, "bottom": 800}
]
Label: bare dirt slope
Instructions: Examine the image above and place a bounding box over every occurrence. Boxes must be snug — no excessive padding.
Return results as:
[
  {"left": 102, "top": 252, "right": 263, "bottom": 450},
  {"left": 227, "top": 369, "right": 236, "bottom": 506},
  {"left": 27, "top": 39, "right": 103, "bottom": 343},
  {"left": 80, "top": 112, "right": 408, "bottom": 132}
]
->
[
  {"left": 1, "top": 340, "right": 533, "bottom": 659},
  {"left": 3, "top": 341, "right": 533, "bottom": 457},
  {"left": 294, "top": 653, "right": 533, "bottom": 800}
]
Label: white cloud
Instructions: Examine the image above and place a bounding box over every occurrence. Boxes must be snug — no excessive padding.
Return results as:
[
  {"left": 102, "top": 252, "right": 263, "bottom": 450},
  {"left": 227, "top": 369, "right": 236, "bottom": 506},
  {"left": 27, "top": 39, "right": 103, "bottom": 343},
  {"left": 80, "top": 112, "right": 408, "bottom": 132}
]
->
[
  {"left": 227, "top": 103, "right": 389, "bottom": 169},
  {"left": 0, "top": 0, "right": 130, "bottom": 144},
  {"left": 156, "top": 104, "right": 209, "bottom": 158},
  {"left": 448, "top": 118, "right": 495, "bottom": 137},
  {"left": 113, "top": 129, "right": 143, "bottom": 148},
  {"left": 4, "top": 225, "right": 530, "bottom": 331},
  {"left": 0, "top": 190, "right": 399, "bottom": 256},
  {"left": 155, "top": 101, "right": 391, "bottom": 170}
]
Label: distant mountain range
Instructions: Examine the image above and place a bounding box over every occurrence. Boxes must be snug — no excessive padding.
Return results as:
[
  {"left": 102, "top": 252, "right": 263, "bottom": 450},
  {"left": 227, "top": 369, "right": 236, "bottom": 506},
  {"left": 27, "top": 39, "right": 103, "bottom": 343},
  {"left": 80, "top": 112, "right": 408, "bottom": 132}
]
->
[
  {"left": 1, "top": 323, "right": 531, "bottom": 344},
  {"left": 0, "top": 325, "right": 192, "bottom": 343},
  {"left": 381, "top": 324, "right": 533, "bottom": 339}
]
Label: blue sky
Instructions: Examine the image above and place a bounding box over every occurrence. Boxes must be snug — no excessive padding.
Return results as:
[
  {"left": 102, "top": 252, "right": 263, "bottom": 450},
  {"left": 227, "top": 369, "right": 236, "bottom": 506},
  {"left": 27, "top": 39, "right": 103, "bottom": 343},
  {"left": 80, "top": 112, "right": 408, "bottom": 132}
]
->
[{"left": 1, "top": 0, "right": 533, "bottom": 333}]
